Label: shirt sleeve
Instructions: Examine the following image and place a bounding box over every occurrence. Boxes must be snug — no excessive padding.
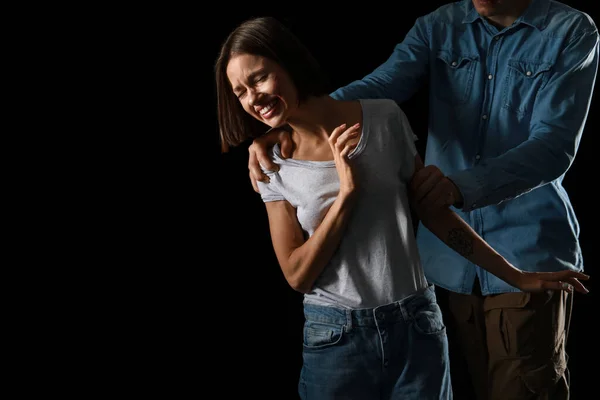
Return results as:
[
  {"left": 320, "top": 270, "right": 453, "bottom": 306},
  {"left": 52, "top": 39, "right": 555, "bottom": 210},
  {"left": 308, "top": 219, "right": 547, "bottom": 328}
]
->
[
  {"left": 329, "top": 14, "right": 430, "bottom": 104},
  {"left": 257, "top": 171, "right": 285, "bottom": 203}
]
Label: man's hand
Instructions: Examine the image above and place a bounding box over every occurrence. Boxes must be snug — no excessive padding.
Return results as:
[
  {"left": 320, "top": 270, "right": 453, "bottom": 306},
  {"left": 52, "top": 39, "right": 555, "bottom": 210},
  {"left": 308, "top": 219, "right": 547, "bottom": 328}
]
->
[
  {"left": 248, "top": 128, "right": 293, "bottom": 192},
  {"left": 410, "top": 165, "right": 464, "bottom": 215}
]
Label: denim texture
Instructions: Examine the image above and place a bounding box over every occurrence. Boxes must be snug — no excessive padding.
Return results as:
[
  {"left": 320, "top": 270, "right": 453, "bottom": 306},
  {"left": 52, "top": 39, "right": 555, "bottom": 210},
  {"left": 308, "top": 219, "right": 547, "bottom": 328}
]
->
[{"left": 298, "top": 285, "right": 452, "bottom": 399}]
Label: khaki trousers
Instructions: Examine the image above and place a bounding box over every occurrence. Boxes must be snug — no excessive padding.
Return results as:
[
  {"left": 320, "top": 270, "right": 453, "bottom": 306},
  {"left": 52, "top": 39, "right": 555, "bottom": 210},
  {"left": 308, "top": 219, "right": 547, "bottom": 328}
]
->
[{"left": 436, "top": 280, "right": 572, "bottom": 400}]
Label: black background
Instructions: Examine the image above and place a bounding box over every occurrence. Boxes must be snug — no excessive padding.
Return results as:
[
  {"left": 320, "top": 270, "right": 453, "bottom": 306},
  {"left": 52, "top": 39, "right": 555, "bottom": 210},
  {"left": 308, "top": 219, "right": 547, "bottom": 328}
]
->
[{"left": 212, "top": 2, "right": 597, "bottom": 398}]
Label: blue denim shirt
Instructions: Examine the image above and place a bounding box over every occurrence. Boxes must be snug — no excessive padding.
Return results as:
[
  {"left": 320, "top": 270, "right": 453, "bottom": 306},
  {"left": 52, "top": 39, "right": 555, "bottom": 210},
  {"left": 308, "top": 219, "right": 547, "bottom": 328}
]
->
[{"left": 330, "top": 0, "right": 599, "bottom": 295}]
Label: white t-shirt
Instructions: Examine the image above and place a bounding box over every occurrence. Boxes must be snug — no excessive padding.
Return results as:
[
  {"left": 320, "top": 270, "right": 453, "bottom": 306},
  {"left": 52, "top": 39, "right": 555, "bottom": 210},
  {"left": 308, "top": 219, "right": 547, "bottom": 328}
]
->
[{"left": 258, "top": 99, "right": 428, "bottom": 309}]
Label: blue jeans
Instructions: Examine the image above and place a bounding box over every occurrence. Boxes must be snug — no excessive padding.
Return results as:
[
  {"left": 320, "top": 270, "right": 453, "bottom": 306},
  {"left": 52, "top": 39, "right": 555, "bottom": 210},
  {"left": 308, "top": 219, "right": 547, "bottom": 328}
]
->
[{"left": 298, "top": 284, "right": 452, "bottom": 400}]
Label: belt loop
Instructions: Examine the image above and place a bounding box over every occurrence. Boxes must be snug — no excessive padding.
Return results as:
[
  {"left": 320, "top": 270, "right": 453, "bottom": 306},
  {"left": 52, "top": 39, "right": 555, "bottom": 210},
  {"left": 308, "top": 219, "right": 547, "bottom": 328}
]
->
[
  {"left": 400, "top": 300, "right": 410, "bottom": 322},
  {"left": 345, "top": 308, "right": 353, "bottom": 331}
]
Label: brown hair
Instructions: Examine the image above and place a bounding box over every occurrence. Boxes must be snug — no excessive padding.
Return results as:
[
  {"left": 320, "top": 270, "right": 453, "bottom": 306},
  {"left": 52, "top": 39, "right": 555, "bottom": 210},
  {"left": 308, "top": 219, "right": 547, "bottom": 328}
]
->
[{"left": 215, "top": 16, "right": 330, "bottom": 152}]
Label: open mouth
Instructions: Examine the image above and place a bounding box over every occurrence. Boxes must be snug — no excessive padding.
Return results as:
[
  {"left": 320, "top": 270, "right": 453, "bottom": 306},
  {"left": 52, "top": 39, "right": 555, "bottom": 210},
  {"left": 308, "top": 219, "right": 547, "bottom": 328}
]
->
[{"left": 258, "top": 99, "right": 279, "bottom": 119}]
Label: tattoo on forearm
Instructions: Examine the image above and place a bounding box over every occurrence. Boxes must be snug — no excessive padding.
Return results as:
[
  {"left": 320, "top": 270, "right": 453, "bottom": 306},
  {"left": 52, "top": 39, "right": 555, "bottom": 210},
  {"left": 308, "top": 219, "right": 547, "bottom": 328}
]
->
[{"left": 447, "top": 228, "right": 474, "bottom": 257}]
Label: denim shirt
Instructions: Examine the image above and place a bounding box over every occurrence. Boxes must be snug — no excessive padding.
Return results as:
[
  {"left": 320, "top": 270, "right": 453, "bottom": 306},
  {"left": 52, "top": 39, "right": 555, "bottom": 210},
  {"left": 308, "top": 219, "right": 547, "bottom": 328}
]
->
[{"left": 330, "top": 0, "right": 599, "bottom": 295}]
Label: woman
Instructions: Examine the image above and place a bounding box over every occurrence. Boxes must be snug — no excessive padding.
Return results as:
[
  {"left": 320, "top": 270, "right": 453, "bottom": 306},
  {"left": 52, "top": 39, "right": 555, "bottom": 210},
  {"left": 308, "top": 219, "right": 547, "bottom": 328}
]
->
[{"left": 215, "top": 16, "right": 589, "bottom": 400}]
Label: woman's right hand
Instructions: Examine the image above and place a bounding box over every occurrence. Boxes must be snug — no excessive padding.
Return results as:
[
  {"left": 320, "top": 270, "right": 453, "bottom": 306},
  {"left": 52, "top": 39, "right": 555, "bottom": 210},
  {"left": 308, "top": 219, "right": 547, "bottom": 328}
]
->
[
  {"left": 248, "top": 128, "right": 294, "bottom": 192},
  {"left": 329, "top": 123, "right": 361, "bottom": 198}
]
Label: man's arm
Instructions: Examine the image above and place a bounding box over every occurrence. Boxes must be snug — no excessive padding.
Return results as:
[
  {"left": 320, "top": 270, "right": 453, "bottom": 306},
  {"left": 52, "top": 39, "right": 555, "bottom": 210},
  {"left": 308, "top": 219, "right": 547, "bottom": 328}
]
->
[
  {"left": 410, "top": 155, "right": 590, "bottom": 293},
  {"left": 330, "top": 15, "right": 430, "bottom": 103},
  {"left": 446, "top": 28, "right": 600, "bottom": 211}
]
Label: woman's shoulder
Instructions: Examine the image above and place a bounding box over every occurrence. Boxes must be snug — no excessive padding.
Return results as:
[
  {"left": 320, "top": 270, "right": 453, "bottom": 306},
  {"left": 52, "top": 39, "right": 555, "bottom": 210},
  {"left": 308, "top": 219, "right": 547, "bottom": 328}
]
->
[
  {"left": 358, "top": 98, "right": 406, "bottom": 122},
  {"left": 337, "top": 98, "right": 400, "bottom": 120},
  {"left": 358, "top": 98, "right": 401, "bottom": 112}
]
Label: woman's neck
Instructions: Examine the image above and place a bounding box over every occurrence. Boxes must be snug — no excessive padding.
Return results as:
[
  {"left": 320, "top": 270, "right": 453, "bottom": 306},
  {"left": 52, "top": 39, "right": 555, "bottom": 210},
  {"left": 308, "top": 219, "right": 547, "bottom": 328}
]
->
[
  {"left": 283, "top": 95, "right": 362, "bottom": 161},
  {"left": 286, "top": 96, "right": 351, "bottom": 139}
]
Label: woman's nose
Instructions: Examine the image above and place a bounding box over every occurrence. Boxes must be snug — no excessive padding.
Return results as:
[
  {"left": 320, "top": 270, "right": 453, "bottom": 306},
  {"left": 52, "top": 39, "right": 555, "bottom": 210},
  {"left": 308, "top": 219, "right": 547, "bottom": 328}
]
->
[{"left": 247, "top": 90, "right": 257, "bottom": 107}]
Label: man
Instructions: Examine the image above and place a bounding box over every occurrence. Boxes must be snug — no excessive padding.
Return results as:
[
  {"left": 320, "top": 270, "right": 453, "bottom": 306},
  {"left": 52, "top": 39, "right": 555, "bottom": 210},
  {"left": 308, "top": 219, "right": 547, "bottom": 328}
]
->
[{"left": 244, "top": 1, "right": 598, "bottom": 399}]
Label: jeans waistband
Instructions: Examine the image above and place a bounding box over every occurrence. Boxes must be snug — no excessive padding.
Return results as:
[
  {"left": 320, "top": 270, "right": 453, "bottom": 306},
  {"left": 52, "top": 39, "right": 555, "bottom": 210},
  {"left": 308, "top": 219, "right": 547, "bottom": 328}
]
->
[{"left": 303, "top": 284, "right": 436, "bottom": 328}]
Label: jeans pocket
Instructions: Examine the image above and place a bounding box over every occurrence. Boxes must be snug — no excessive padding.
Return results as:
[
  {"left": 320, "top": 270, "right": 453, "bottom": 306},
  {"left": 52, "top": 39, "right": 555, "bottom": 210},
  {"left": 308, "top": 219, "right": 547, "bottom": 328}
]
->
[
  {"left": 302, "top": 321, "right": 344, "bottom": 349},
  {"left": 412, "top": 301, "right": 446, "bottom": 335}
]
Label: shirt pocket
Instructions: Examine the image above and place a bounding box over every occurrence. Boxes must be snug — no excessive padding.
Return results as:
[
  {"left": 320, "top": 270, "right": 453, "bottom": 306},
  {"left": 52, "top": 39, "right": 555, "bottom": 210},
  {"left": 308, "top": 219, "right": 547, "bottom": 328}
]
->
[
  {"left": 433, "top": 50, "right": 478, "bottom": 105},
  {"left": 502, "top": 59, "right": 552, "bottom": 116}
]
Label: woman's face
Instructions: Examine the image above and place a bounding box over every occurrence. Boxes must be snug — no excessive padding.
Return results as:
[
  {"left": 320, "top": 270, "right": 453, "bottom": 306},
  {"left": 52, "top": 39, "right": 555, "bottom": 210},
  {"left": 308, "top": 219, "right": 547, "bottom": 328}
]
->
[{"left": 227, "top": 53, "right": 298, "bottom": 129}]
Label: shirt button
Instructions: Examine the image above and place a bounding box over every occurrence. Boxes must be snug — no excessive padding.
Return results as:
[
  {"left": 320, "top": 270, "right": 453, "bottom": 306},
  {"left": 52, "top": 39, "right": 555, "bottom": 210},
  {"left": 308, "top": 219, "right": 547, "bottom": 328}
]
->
[
  {"left": 488, "top": 74, "right": 493, "bottom": 80},
  {"left": 472, "top": 203, "right": 477, "bottom": 208},
  {"left": 482, "top": 114, "right": 488, "bottom": 119},
  {"left": 475, "top": 154, "right": 481, "bottom": 160},
  {"left": 526, "top": 71, "right": 532, "bottom": 76},
  {"left": 495, "top": 36, "right": 500, "bottom": 41},
  {"left": 451, "top": 61, "right": 458, "bottom": 66}
]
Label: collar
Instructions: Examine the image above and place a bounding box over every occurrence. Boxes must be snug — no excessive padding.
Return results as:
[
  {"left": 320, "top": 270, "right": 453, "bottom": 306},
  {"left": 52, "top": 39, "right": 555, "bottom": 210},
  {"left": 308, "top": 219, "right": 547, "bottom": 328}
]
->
[{"left": 462, "top": 0, "right": 550, "bottom": 31}]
